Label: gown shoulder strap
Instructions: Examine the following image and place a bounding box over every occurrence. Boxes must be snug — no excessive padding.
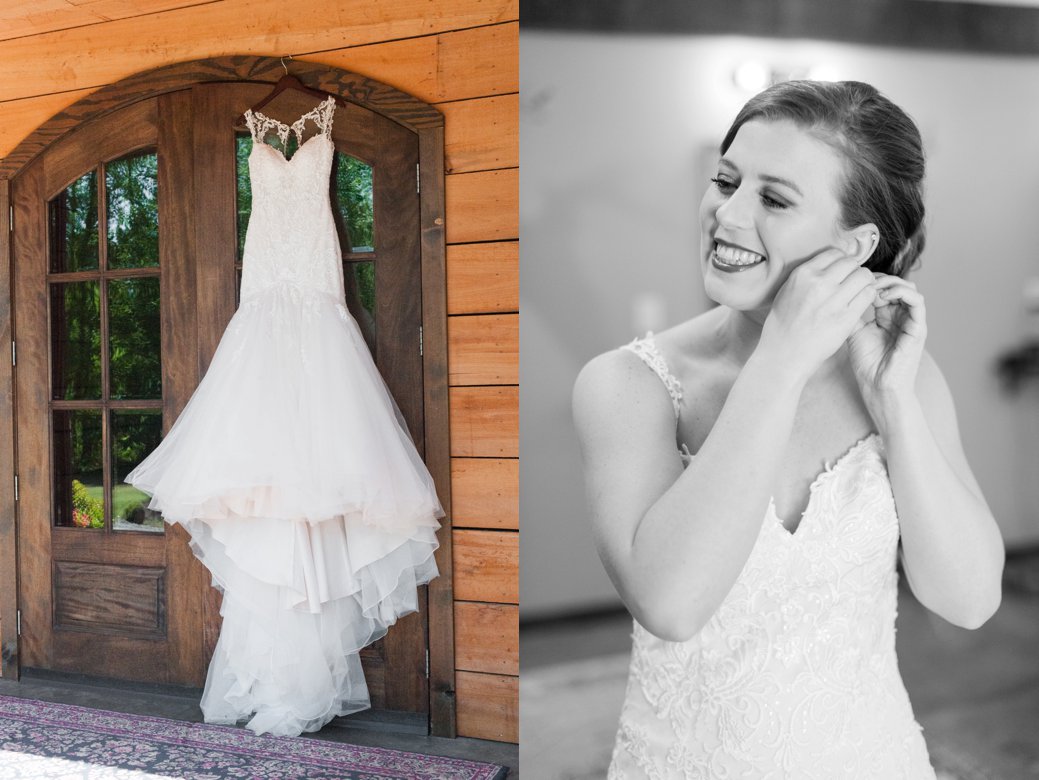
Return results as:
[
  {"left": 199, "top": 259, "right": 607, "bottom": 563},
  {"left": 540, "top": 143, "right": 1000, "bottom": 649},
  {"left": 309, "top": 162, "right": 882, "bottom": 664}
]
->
[
  {"left": 619, "top": 332, "right": 684, "bottom": 419},
  {"left": 290, "top": 95, "right": 336, "bottom": 143},
  {"left": 244, "top": 108, "right": 289, "bottom": 147}
]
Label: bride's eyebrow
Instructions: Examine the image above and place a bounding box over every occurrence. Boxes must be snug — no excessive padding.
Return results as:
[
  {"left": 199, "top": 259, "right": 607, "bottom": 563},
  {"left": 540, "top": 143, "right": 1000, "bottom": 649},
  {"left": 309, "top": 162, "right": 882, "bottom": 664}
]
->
[
  {"left": 759, "top": 174, "right": 803, "bottom": 197},
  {"left": 717, "top": 159, "right": 802, "bottom": 197}
]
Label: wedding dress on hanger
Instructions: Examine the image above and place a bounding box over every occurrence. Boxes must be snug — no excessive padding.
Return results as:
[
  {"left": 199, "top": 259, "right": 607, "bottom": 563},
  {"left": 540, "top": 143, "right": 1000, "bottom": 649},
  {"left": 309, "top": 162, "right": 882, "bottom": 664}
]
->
[{"left": 127, "top": 95, "right": 443, "bottom": 737}]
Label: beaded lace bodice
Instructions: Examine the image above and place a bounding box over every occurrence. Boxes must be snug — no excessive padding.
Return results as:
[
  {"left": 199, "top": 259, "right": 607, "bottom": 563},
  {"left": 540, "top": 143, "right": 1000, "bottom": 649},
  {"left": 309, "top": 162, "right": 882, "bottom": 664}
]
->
[
  {"left": 610, "top": 334, "right": 934, "bottom": 779},
  {"left": 239, "top": 96, "right": 345, "bottom": 304}
]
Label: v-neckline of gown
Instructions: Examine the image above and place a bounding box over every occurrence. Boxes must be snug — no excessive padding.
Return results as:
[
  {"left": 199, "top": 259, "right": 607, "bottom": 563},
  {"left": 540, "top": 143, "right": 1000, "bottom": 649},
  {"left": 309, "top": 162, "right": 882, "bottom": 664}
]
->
[
  {"left": 767, "top": 432, "right": 881, "bottom": 538},
  {"left": 252, "top": 131, "right": 327, "bottom": 163}
]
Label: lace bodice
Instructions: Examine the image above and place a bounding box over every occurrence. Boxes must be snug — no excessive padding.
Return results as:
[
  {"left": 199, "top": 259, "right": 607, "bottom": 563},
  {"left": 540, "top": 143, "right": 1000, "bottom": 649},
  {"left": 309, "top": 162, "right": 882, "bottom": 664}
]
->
[
  {"left": 239, "top": 96, "right": 345, "bottom": 304},
  {"left": 610, "top": 335, "right": 934, "bottom": 779}
]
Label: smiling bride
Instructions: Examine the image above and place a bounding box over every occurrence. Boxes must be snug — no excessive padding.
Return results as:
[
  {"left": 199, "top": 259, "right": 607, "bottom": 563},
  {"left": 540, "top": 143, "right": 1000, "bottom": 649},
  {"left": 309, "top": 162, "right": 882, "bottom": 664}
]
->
[{"left": 572, "top": 80, "right": 1004, "bottom": 778}]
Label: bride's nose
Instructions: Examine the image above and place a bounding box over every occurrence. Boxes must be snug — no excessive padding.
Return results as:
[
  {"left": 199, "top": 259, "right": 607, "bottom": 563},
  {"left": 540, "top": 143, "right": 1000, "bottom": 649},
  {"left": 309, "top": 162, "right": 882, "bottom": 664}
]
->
[{"left": 714, "top": 184, "right": 755, "bottom": 230}]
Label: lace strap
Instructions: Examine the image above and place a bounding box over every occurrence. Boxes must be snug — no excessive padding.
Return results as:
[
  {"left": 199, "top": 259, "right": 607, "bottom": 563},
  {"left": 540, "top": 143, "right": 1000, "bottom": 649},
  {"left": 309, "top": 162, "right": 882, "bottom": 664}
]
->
[
  {"left": 620, "top": 332, "right": 684, "bottom": 418},
  {"left": 290, "top": 95, "right": 336, "bottom": 141},
  {"left": 244, "top": 95, "right": 336, "bottom": 146},
  {"left": 244, "top": 109, "right": 290, "bottom": 147}
]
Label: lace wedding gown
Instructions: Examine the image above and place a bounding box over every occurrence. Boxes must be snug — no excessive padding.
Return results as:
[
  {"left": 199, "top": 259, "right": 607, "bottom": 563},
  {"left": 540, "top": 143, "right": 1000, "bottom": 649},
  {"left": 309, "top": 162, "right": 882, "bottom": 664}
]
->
[
  {"left": 608, "top": 335, "right": 935, "bottom": 779},
  {"left": 126, "top": 96, "right": 443, "bottom": 737}
]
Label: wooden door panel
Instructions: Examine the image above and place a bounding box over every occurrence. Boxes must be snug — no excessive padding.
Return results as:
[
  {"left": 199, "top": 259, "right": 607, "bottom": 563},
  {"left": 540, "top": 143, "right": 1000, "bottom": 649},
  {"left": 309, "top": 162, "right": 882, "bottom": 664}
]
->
[
  {"left": 53, "top": 560, "right": 166, "bottom": 637},
  {"left": 373, "top": 115, "right": 424, "bottom": 451},
  {"left": 12, "top": 154, "right": 51, "bottom": 672},
  {"left": 158, "top": 89, "right": 210, "bottom": 687},
  {"left": 14, "top": 97, "right": 204, "bottom": 686}
]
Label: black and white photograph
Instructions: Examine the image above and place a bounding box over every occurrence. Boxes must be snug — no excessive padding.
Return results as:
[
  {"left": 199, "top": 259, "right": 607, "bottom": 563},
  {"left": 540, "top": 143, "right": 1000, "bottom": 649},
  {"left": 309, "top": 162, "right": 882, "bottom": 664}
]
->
[{"left": 521, "top": 2, "right": 1039, "bottom": 778}]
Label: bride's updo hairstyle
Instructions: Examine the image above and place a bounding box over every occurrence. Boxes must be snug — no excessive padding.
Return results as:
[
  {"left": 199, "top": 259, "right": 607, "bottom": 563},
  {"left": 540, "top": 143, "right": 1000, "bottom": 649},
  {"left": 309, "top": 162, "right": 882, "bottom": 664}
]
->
[{"left": 721, "top": 80, "right": 925, "bottom": 277}]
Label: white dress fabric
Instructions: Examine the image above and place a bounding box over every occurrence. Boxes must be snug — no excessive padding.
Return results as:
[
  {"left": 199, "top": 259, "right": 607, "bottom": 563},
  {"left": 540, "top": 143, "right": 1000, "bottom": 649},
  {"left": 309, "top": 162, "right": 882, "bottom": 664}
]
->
[
  {"left": 608, "top": 334, "right": 935, "bottom": 779},
  {"left": 126, "top": 96, "right": 443, "bottom": 737}
]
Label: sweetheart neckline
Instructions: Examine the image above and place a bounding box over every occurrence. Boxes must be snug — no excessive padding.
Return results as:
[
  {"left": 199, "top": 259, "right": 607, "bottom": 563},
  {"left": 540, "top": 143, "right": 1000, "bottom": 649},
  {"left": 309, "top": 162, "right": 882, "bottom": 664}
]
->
[
  {"left": 680, "top": 431, "right": 882, "bottom": 539},
  {"left": 768, "top": 432, "right": 881, "bottom": 538},
  {"left": 250, "top": 132, "right": 331, "bottom": 163}
]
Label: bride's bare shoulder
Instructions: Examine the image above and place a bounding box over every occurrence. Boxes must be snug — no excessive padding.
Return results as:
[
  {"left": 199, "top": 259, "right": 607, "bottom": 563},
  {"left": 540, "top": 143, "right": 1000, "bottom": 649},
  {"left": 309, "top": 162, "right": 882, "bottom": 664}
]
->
[{"left": 573, "top": 307, "right": 728, "bottom": 429}]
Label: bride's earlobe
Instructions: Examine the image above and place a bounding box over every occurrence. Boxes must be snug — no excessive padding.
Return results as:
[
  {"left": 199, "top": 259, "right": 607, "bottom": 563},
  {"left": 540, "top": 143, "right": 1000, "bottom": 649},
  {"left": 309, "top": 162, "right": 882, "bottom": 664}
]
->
[
  {"left": 846, "top": 224, "right": 880, "bottom": 264},
  {"left": 865, "top": 231, "right": 879, "bottom": 261}
]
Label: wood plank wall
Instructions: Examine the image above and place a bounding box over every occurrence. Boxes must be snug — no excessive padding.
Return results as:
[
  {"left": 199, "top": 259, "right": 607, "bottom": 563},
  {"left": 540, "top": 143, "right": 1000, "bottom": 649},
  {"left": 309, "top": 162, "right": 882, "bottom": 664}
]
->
[{"left": 0, "top": 0, "right": 519, "bottom": 743}]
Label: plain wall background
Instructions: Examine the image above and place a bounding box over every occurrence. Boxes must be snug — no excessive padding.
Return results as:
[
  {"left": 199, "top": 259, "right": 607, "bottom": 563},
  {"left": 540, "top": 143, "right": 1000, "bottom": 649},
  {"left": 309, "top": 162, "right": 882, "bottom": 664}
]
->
[{"left": 520, "top": 30, "right": 1039, "bottom": 619}]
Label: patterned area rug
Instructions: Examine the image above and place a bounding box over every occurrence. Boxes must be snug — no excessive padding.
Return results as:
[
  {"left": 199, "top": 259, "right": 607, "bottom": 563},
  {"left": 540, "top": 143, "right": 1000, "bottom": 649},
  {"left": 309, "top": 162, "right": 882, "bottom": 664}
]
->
[{"left": 0, "top": 695, "right": 508, "bottom": 779}]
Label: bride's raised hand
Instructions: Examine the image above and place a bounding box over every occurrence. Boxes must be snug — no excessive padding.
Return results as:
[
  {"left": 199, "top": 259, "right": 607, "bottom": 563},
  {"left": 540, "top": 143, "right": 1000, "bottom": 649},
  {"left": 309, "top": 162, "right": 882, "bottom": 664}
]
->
[
  {"left": 846, "top": 274, "right": 927, "bottom": 405},
  {"left": 758, "top": 248, "right": 877, "bottom": 381}
]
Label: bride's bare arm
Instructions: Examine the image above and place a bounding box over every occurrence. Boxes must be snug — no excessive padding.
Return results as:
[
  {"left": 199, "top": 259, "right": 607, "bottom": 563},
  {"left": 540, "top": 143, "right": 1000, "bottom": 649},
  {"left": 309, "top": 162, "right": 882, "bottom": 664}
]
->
[
  {"left": 573, "top": 346, "right": 806, "bottom": 641},
  {"left": 880, "top": 353, "right": 1004, "bottom": 628},
  {"left": 851, "top": 275, "right": 1003, "bottom": 629}
]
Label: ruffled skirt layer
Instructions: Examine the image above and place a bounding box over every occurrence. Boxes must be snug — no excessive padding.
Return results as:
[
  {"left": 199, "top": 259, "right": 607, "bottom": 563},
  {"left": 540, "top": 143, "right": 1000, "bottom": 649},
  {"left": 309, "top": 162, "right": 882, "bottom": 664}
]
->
[{"left": 126, "top": 283, "right": 443, "bottom": 736}]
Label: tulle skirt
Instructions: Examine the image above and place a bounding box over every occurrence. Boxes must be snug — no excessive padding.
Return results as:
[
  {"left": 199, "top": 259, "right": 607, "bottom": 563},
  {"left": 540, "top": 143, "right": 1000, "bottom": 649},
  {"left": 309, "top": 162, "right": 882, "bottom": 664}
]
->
[{"left": 127, "top": 282, "right": 443, "bottom": 736}]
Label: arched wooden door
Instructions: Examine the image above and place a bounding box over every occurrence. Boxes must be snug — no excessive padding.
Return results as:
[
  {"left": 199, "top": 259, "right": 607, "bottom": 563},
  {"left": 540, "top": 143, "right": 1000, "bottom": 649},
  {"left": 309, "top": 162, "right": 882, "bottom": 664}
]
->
[{"left": 11, "top": 80, "right": 431, "bottom": 722}]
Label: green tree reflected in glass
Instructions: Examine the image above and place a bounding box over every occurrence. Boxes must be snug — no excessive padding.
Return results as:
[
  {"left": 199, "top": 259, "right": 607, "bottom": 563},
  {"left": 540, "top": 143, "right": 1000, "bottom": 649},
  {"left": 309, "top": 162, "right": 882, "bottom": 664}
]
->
[
  {"left": 49, "top": 171, "right": 99, "bottom": 272},
  {"left": 332, "top": 154, "right": 373, "bottom": 253},
  {"left": 111, "top": 410, "right": 163, "bottom": 532},
  {"left": 345, "top": 261, "right": 376, "bottom": 355},
  {"left": 51, "top": 281, "right": 101, "bottom": 400},
  {"left": 235, "top": 134, "right": 254, "bottom": 259},
  {"left": 109, "top": 277, "right": 161, "bottom": 399},
  {"left": 106, "top": 152, "right": 159, "bottom": 268},
  {"left": 53, "top": 410, "right": 104, "bottom": 529},
  {"left": 49, "top": 153, "right": 163, "bottom": 534}
]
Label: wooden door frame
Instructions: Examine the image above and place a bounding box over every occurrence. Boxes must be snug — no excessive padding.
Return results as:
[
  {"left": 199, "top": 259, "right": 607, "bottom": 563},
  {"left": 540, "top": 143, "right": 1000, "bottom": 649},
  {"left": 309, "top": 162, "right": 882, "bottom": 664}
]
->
[{"left": 0, "top": 55, "right": 455, "bottom": 737}]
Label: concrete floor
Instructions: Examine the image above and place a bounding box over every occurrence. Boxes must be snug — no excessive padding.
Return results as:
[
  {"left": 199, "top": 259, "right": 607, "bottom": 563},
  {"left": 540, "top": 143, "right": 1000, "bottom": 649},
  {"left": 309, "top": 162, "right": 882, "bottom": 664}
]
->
[
  {"left": 521, "top": 578, "right": 1039, "bottom": 779},
  {"left": 0, "top": 674, "right": 517, "bottom": 778}
]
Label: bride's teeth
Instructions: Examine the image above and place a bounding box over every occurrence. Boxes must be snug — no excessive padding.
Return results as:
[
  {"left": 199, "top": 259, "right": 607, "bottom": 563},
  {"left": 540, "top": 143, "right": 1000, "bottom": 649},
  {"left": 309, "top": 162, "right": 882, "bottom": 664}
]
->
[{"left": 714, "top": 243, "right": 764, "bottom": 266}]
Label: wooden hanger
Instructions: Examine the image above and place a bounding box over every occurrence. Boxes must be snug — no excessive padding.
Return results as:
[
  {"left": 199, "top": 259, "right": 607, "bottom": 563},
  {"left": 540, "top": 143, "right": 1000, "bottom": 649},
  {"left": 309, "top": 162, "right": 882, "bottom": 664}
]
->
[
  {"left": 235, "top": 58, "right": 345, "bottom": 128},
  {"left": 246, "top": 73, "right": 346, "bottom": 115}
]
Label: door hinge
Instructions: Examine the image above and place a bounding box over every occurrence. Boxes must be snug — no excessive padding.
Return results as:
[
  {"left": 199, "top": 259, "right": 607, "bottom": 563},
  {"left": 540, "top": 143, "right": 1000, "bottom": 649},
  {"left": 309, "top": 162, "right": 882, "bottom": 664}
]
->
[
  {"left": 10, "top": 340, "right": 15, "bottom": 367},
  {"left": 419, "top": 325, "right": 424, "bottom": 357},
  {"left": 416, "top": 163, "right": 421, "bottom": 194},
  {"left": 16, "top": 610, "right": 21, "bottom": 637},
  {"left": 13, "top": 475, "right": 17, "bottom": 502},
  {"left": 425, "top": 649, "right": 430, "bottom": 678},
  {"left": 8, "top": 206, "right": 12, "bottom": 232}
]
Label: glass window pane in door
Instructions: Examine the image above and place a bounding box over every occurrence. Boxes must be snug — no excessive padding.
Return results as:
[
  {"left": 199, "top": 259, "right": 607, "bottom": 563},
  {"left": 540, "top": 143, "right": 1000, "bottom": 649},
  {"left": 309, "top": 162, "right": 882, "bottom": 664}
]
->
[
  {"left": 344, "top": 260, "right": 376, "bottom": 356},
  {"left": 51, "top": 281, "right": 101, "bottom": 400},
  {"left": 332, "top": 154, "right": 373, "bottom": 253},
  {"left": 106, "top": 152, "right": 159, "bottom": 268},
  {"left": 235, "top": 134, "right": 251, "bottom": 261},
  {"left": 53, "top": 410, "right": 104, "bottom": 529},
  {"left": 111, "top": 410, "right": 163, "bottom": 533},
  {"left": 108, "top": 277, "right": 161, "bottom": 399},
  {"left": 49, "top": 170, "right": 99, "bottom": 272}
]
